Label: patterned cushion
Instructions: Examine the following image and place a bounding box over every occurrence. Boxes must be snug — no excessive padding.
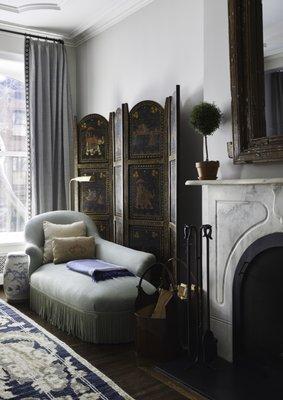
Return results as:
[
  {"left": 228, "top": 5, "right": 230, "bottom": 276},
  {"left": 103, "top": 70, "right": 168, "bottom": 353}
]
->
[
  {"left": 43, "top": 220, "right": 86, "bottom": 263},
  {"left": 52, "top": 236, "right": 95, "bottom": 264}
]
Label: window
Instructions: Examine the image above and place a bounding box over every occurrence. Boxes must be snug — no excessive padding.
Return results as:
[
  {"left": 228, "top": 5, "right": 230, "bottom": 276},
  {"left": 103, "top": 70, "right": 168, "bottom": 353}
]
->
[
  {"left": 12, "top": 109, "right": 26, "bottom": 136},
  {"left": 13, "top": 110, "right": 26, "bottom": 126},
  {"left": 0, "top": 57, "right": 28, "bottom": 236},
  {"left": 15, "top": 90, "right": 25, "bottom": 101}
]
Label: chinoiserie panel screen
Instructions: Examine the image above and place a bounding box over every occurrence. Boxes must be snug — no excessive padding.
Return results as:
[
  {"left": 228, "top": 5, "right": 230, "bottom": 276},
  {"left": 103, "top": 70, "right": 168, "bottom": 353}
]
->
[
  {"left": 75, "top": 114, "right": 113, "bottom": 241},
  {"left": 122, "top": 100, "right": 168, "bottom": 262},
  {"left": 111, "top": 86, "right": 180, "bottom": 267},
  {"left": 75, "top": 86, "right": 180, "bottom": 274}
]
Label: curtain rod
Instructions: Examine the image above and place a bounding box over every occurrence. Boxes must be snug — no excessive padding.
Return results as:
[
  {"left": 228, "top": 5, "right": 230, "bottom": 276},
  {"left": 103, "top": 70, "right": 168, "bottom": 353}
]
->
[{"left": 0, "top": 27, "right": 64, "bottom": 44}]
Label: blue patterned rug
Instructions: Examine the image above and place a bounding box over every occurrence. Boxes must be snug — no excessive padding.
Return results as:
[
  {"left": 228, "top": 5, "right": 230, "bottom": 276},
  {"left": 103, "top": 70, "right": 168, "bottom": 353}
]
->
[{"left": 0, "top": 299, "right": 134, "bottom": 399}]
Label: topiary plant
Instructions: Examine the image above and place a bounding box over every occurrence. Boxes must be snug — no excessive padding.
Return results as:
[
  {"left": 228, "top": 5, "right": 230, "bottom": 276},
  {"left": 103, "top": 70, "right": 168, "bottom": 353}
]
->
[{"left": 190, "top": 102, "right": 222, "bottom": 162}]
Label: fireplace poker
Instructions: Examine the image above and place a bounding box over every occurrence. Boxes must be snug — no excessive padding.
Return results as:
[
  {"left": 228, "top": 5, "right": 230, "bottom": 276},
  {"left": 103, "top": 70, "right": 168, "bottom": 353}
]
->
[{"left": 201, "top": 224, "right": 218, "bottom": 363}]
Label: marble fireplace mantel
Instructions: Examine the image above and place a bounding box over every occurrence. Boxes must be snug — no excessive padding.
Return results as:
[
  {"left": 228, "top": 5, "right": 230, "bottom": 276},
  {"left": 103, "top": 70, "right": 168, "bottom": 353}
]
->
[
  {"left": 186, "top": 178, "right": 283, "bottom": 361},
  {"left": 185, "top": 178, "right": 283, "bottom": 186}
]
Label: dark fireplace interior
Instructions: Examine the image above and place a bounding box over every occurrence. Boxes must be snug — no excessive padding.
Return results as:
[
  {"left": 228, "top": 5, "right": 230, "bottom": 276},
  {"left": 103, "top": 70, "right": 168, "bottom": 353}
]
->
[
  {"left": 233, "top": 233, "right": 283, "bottom": 367},
  {"left": 157, "top": 232, "right": 283, "bottom": 400}
]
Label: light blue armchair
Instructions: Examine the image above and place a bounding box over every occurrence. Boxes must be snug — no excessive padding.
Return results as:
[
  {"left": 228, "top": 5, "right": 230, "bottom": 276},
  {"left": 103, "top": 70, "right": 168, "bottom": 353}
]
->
[{"left": 25, "top": 210, "right": 156, "bottom": 343}]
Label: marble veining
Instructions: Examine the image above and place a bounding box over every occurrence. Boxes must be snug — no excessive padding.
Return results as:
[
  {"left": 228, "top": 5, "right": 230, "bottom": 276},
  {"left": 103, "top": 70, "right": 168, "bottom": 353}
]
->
[
  {"left": 196, "top": 182, "right": 283, "bottom": 362},
  {"left": 272, "top": 184, "right": 283, "bottom": 224},
  {"left": 215, "top": 200, "right": 268, "bottom": 304}
]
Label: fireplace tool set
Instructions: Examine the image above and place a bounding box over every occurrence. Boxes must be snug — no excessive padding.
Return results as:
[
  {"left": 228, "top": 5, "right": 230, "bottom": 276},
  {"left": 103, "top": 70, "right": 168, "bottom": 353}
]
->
[{"left": 184, "top": 224, "right": 218, "bottom": 365}]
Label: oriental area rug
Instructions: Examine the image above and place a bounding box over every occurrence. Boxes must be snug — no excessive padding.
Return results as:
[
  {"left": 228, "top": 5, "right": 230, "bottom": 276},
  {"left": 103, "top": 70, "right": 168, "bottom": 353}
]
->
[{"left": 0, "top": 299, "right": 133, "bottom": 399}]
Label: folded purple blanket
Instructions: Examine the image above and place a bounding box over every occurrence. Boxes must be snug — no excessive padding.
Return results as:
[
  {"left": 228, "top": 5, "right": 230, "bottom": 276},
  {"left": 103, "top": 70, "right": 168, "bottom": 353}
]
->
[{"left": 66, "top": 259, "right": 134, "bottom": 282}]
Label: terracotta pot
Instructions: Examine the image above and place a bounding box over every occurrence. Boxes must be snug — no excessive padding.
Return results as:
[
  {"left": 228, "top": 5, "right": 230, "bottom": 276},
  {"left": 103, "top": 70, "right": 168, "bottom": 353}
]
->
[{"left": 195, "top": 161, "right": 220, "bottom": 180}]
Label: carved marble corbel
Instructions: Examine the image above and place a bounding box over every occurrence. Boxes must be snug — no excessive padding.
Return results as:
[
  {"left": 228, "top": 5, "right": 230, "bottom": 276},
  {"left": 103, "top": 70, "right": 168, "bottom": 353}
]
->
[{"left": 272, "top": 184, "right": 283, "bottom": 224}]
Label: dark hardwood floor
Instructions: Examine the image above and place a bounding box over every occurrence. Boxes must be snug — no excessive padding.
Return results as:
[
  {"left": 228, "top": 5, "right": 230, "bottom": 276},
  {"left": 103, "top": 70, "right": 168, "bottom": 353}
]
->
[{"left": 0, "top": 288, "right": 189, "bottom": 400}]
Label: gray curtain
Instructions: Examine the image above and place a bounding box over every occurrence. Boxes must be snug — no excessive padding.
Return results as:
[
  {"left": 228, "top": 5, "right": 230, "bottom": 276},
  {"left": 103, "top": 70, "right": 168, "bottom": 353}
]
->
[{"left": 25, "top": 38, "right": 73, "bottom": 215}]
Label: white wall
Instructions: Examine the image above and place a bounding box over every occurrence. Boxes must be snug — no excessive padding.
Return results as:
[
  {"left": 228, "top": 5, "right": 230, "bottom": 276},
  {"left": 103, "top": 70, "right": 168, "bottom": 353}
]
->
[
  {"left": 76, "top": 0, "right": 205, "bottom": 257},
  {"left": 204, "top": 0, "right": 283, "bottom": 179},
  {"left": 76, "top": 0, "right": 203, "bottom": 121}
]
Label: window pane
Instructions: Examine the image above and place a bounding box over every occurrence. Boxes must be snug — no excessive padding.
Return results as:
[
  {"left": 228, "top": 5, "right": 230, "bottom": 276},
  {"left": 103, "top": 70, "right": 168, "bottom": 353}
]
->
[{"left": 0, "top": 60, "right": 28, "bottom": 233}]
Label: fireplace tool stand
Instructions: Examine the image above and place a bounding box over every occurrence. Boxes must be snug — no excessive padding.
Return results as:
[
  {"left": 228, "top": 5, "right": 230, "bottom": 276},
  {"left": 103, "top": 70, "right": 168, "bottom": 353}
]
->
[{"left": 184, "top": 224, "right": 218, "bottom": 366}]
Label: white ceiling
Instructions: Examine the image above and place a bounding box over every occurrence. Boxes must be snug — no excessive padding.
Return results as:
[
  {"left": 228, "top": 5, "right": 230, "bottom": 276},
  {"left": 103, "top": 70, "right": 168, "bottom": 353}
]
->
[
  {"left": 1, "top": 0, "right": 282, "bottom": 53},
  {"left": 0, "top": 0, "right": 154, "bottom": 45}
]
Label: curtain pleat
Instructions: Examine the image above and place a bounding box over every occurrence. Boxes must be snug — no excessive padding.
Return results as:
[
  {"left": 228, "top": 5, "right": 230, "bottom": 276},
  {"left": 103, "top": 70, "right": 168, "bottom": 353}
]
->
[{"left": 25, "top": 38, "right": 73, "bottom": 215}]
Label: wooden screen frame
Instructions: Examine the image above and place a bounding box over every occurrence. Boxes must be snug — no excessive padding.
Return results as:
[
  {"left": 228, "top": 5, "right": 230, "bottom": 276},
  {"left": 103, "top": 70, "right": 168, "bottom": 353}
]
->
[
  {"left": 167, "top": 85, "right": 180, "bottom": 280},
  {"left": 112, "top": 108, "right": 124, "bottom": 245}
]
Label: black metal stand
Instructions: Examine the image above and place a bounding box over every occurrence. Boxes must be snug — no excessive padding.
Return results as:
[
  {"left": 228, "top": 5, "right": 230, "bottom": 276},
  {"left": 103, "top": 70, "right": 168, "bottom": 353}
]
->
[
  {"left": 184, "top": 223, "right": 218, "bottom": 365},
  {"left": 155, "top": 227, "right": 283, "bottom": 400}
]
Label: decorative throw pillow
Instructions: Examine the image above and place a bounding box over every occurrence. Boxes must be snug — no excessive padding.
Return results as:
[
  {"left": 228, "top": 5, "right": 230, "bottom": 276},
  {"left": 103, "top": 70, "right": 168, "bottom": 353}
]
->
[
  {"left": 52, "top": 236, "right": 95, "bottom": 264},
  {"left": 43, "top": 221, "right": 86, "bottom": 263}
]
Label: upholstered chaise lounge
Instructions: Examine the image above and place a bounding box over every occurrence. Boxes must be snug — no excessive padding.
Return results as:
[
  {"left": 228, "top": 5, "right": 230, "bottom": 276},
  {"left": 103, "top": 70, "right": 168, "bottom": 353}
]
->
[{"left": 25, "top": 210, "right": 156, "bottom": 343}]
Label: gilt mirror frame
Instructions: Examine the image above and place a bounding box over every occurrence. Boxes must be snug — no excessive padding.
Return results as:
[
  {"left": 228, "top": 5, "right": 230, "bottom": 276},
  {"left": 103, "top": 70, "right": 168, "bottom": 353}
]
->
[{"left": 228, "top": 0, "right": 283, "bottom": 163}]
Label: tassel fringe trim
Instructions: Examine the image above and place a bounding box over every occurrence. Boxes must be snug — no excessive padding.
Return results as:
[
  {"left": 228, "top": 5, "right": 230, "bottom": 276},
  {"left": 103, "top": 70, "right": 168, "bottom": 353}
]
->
[{"left": 30, "top": 286, "right": 134, "bottom": 344}]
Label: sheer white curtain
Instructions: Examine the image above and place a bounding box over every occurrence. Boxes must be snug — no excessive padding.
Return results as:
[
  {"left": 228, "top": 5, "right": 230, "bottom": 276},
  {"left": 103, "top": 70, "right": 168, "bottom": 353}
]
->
[{"left": 0, "top": 59, "right": 28, "bottom": 233}]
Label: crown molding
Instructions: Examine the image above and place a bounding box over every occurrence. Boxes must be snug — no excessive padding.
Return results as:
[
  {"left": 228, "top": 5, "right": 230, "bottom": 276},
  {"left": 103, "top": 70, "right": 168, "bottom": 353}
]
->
[
  {"left": 0, "top": 2, "right": 63, "bottom": 13},
  {"left": 70, "top": 0, "right": 136, "bottom": 38},
  {"left": 0, "top": 0, "right": 155, "bottom": 47},
  {"left": 71, "top": 0, "right": 155, "bottom": 46}
]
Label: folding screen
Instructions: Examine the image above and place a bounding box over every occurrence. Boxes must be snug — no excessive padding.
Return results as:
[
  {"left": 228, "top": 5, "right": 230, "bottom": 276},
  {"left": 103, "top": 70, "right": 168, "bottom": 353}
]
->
[
  {"left": 112, "top": 86, "right": 180, "bottom": 269},
  {"left": 75, "top": 86, "right": 180, "bottom": 273},
  {"left": 121, "top": 99, "right": 169, "bottom": 261},
  {"left": 75, "top": 114, "right": 113, "bottom": 240}
]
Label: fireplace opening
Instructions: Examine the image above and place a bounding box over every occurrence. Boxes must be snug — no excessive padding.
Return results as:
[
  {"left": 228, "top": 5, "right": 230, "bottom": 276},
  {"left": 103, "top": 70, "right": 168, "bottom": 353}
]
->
[{"left": 233, "top": 233, "right": 283, "bottom": 366}]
